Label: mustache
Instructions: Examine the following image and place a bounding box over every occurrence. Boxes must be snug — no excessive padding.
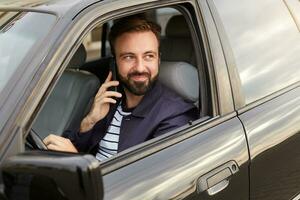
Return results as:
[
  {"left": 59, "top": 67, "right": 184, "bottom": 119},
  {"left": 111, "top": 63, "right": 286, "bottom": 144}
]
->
[{"left": 128, "top": 71, "right": 151, "bottom": 78}]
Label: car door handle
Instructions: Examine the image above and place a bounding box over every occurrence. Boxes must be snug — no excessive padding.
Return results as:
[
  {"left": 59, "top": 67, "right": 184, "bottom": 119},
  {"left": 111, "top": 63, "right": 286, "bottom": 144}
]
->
[{"left": 197, "top": 160, "right": 239, "bottom": 196}]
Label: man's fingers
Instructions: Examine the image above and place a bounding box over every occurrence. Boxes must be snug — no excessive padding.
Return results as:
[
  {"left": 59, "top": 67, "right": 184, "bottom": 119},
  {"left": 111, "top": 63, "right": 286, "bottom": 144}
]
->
[
  {"left": 43, "top": 134, "right": 64, "bottom": 145},
  {"left": 101, "top": 81, "right": 120, "bottom": 90},
  {"left": 104, "top": 71, "right": 112, "bottom": 83},
  {"left": 94, "top": 91, "right": 121, "bottom": 104},
  {"left": 47, "top": 144, "right": 60, "bottom": 151},
  {"left": 95, "top": 89, "right": 121, "bottom": 101},
  {"left": 94, "top": 97, "right": 117, "bottom": 104},
  {"left": 96, "top": 81, "right": 119, "bottom": 97},
  {"left": 43, "top": 134, "right": 69, "bottom": 148},
  {"left": 101, "top": 97, "right": 117, "bottom": 104},
  {"left": 103, "top": 91, "right": 122, "bottom": 98},
  {"left": 43, "top": 134, "right": 55, "bottom": 145},
  {"left": 43, "top": 135, "right": 78, "bottom": 153},
  {"left": 47, "top": 143, "right": 72, "bottom": 152}
]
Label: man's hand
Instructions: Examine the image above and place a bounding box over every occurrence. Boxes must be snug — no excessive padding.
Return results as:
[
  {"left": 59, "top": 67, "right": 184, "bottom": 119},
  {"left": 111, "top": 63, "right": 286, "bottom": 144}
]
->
[
  {"left": 43, "top": 134, "right": 78, "bottom": 153},
  {"left": 80, "top": 71, "right": 122, "bottom": 132}
]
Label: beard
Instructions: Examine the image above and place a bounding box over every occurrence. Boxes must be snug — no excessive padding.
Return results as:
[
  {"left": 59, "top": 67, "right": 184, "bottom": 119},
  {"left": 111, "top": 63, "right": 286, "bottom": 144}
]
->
[{"left": 118, "top": 70, "right": 158, "bottom": 96}]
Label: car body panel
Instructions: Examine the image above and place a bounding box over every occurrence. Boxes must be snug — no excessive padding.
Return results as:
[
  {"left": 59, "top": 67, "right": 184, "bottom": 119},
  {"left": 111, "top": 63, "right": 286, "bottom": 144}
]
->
[
  {"left": 210, "top": 0, "right": 300, "bottom": 199},
  {"left": 239, "top": 86, "right": 300, "bottom": 200},
  {"left": 211, "top": 0, "right": 300, "bottom": 107},
  {"left": 102, "top": 117, "right": 249, "bottom": 200}
]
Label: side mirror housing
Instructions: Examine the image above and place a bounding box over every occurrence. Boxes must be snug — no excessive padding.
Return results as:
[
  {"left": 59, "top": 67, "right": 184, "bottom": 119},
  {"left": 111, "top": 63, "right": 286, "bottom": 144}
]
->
[{"left": 1, "top": 151, "right": 103, "bottom": 200}]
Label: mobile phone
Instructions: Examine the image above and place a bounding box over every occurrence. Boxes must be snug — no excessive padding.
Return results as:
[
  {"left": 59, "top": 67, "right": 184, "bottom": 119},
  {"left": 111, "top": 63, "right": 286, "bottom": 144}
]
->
[{"left": 109, "top": 57, "right": 118, "bottom": 92}]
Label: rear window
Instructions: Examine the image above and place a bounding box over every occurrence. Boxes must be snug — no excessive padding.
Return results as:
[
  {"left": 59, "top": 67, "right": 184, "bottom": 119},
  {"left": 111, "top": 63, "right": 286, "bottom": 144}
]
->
[
  {"left": 213, "top": 0, "right": 300, "bottom": 104},
  {"left": 0, "top": 11, "right": 56, "bottom": 94}
]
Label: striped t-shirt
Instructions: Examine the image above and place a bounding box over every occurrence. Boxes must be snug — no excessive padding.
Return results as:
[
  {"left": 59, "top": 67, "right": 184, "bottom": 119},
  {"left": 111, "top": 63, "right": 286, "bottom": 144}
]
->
[{"left": 96, "top": 102, "right": 131, "bottom": 161}]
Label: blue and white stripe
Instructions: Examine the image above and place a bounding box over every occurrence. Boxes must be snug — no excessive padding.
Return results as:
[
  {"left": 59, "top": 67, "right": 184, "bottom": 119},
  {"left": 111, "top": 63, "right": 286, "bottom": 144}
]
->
[{"left": 96, "top": 103, "right": 131, "bottom": 161}]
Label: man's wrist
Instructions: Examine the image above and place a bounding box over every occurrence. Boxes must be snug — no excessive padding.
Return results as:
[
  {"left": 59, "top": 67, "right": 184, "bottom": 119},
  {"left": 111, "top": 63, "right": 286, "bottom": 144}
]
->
[
  {"left": 86, "top": 115, "right": 97, "bottom": 126},
  {"left": 80, "top": 115, "right": 97, "bottom": 132}
]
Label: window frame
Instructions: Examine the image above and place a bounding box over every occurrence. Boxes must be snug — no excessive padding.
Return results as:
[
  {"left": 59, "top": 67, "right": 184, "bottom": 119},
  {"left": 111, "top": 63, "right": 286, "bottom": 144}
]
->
[{"left": 21, "top": 0, "right": 230, "bottom": 173}]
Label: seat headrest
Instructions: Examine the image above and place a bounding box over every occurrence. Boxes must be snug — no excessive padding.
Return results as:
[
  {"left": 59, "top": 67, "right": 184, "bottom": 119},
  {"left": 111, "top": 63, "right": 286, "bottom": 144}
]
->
[
  {"left": 158, "top": 61, "right": 199, "bottom": 102},
  {"left": 165, "top": 15, "right": 190, "bottom": 37},
  {"left": 67, "top": 44, "right": 87, "bottom": 69}
]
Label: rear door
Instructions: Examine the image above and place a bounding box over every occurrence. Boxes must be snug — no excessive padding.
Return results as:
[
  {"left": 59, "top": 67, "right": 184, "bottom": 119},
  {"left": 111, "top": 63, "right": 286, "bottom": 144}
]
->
[{"left": 211, "top": 0, "right": 300, "bottom": 199}]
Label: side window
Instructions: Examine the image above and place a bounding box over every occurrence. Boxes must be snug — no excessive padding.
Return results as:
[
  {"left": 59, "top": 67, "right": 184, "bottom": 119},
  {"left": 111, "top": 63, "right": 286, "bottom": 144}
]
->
[
  {"left": 83, "top": 25, "right": 103, "bottom": 61},
  {"left": 156, "top": 8, "right": 181, "bottom": 37},
  {"left": 213, "top": 0, "right": 300, "bottom": 104},
  {"left": 27, "top": 5, "right": 211, "bottom": 162}
]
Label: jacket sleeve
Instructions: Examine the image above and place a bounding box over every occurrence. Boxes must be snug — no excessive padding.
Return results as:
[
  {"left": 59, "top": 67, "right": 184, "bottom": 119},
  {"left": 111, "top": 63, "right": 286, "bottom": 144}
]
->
[
  {"left": 62, "top": 119, "right": 107, "bottom": 153},
  {"left": 153, "top": 106, "right": 198, "bottom": 138}
]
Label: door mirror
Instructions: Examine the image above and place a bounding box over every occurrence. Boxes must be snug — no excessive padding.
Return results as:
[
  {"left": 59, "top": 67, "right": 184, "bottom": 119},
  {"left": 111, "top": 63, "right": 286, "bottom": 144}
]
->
[{"left": 1, "top": 151, "right": 103, "bottom": 200}]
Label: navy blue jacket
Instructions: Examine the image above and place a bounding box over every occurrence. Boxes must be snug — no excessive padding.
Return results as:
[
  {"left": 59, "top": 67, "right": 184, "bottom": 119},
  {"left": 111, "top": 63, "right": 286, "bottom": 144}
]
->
[{"left": 65, "top": 81, "right": 198, "bottom": 155}]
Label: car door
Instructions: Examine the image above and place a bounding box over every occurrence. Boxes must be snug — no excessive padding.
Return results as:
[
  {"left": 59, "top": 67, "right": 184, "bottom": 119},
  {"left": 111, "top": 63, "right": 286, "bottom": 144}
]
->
[
  {"left": 210, "top": 0, "right": 300, "bottom": 199},
  {"left": 0, "top": 1, "right": 250, "bottom": 200},
  {"left": 69, "top": 1, "right": 250, "bottom": 199}
]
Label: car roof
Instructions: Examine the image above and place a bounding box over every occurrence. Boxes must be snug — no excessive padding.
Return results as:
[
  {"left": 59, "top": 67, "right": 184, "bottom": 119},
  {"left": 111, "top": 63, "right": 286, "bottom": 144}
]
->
[{"left": 0, "top": 0, "right": 103, "bottom": 17}]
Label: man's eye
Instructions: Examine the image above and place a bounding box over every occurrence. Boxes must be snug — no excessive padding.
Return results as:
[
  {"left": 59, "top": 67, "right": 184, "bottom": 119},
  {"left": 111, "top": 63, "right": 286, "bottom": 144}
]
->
[
  {"left": 124, "top": 56, "right": 134, "bottom": 60},
  {"left": 145, "top": 54, "right": 155, "bottom": 60}
]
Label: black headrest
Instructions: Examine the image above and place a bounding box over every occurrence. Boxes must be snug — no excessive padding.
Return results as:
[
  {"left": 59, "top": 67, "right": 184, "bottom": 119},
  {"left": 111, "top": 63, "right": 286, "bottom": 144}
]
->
[
  {"left": 165, "top": 15, "right": 190, "bottom": 37},
  {"left": 67, "top": 44, "right": 87, "bottom": 69}
]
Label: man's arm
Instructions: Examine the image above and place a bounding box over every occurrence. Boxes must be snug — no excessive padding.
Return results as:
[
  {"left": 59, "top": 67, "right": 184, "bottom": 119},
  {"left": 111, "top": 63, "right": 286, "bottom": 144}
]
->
[
  {"left": 80, "top": 115, "right": 98, "bottom": 133},
  {"left": 43, "top": 71, "right": 122, "bottom": 152},
  {"left": 153, "top": 107, "right": 198, "bottom": 137},
  {"left": 80, "top": 71, "right": 122, "bottom": 132}
]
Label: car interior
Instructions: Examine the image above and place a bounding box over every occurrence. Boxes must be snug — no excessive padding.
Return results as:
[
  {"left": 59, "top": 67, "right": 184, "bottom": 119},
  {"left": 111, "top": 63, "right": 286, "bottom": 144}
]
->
[
  {"left": 32, "top": 44, "right": 100, "bottom": 139},
  {"left": 27, "top": 7, "right": 205, "bottom": 154}
]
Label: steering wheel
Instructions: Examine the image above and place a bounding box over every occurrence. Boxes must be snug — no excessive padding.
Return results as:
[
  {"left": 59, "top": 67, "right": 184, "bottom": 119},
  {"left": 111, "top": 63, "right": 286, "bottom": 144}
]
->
[{"left": 26, "top": 129, "right": 48, "bottom": 150}]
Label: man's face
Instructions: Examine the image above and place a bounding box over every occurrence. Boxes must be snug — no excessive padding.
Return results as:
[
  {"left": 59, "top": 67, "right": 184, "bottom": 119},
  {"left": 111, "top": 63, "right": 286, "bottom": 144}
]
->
[{"left": 114, "top": 31, "right": 159, "bottom": 96}]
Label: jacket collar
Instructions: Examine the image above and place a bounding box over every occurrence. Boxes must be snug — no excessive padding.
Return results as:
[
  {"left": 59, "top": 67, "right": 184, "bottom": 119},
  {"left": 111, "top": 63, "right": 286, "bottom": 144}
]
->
[{"left": 129, "top": 81, "right": 162, "bottom": 118}]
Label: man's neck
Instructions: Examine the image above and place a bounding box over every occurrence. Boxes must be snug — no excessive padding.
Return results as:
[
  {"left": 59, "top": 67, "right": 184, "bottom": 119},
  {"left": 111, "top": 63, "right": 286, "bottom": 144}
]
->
[{"left": 124, "top": 89, "right": 144, "bottom": 109}]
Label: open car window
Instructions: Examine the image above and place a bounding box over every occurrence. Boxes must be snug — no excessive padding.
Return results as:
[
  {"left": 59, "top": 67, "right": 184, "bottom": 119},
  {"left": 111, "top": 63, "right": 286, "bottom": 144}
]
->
[{"left": 27, "top": 5, "right": 211, "bottom": 163}]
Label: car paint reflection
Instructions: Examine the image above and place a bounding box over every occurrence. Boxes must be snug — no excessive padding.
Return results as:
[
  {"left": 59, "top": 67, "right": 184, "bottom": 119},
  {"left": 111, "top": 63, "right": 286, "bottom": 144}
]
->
[
  {"left": 213, "top": 0, "right": 300, "bottom": 104},
  {"left": 103, "top": 118, "right": 248, "bottom": 200}
]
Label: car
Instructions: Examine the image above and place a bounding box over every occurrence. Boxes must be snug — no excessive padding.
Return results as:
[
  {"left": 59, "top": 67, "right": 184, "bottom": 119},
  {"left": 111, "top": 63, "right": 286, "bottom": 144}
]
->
[{"left": 0, "top": 0, "right": 299, "bottom": 200}]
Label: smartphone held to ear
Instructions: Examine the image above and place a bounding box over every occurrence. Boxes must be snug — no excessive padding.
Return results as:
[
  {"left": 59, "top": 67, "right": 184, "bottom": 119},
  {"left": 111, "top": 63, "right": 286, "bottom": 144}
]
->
[{"left": 109, "top": 57, "right": 118, "bottom": 92}]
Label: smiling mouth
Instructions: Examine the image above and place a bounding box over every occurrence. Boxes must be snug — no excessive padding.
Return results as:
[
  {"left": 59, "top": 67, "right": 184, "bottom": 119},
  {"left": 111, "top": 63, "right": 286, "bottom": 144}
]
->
[
  {"left": 131, "top": 75, "right": 148, "bottom": 82},
  {"left": 129, "top": 72, "right": 150, "bottom": 82}
]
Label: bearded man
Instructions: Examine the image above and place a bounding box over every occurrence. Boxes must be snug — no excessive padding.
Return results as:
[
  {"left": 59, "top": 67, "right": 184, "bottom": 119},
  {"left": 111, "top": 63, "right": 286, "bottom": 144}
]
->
[{"left": 44, "top": 15, "right": 198, "bottom": 161}]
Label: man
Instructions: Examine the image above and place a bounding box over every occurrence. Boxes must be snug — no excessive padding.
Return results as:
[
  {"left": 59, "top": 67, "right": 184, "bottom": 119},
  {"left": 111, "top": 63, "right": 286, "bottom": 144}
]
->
[{"left": 44, "top": 15, "right": 198, "bottom": 161}]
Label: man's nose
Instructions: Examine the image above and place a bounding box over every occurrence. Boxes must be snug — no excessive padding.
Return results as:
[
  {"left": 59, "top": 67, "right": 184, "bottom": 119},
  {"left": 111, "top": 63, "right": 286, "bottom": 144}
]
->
[{"left": 135, "top": 57, "right": 146, "bottom": 72}]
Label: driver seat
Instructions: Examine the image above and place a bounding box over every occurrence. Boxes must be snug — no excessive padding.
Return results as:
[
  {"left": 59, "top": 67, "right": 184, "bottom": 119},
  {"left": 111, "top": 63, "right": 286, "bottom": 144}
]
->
[{"left": 32, "top": 44, "right": 100, "bottom": 139}]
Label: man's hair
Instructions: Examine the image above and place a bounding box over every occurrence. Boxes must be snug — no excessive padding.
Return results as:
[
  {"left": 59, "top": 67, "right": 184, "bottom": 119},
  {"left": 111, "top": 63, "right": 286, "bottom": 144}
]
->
[{"left": 109, "top": 14, "right": 161, "bottom": 55}]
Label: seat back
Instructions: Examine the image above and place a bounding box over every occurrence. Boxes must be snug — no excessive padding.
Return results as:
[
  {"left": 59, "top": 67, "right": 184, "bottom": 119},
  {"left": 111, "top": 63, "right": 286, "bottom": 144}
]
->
[
  {"left": 158, "top": 61, "right": 199, "bottom": 104},
  {"left": 33, "top": 45, "right": 100, "bottom": 139},
  {"left": 160, "top": 15, "right": 196, "bottom": 65}
]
